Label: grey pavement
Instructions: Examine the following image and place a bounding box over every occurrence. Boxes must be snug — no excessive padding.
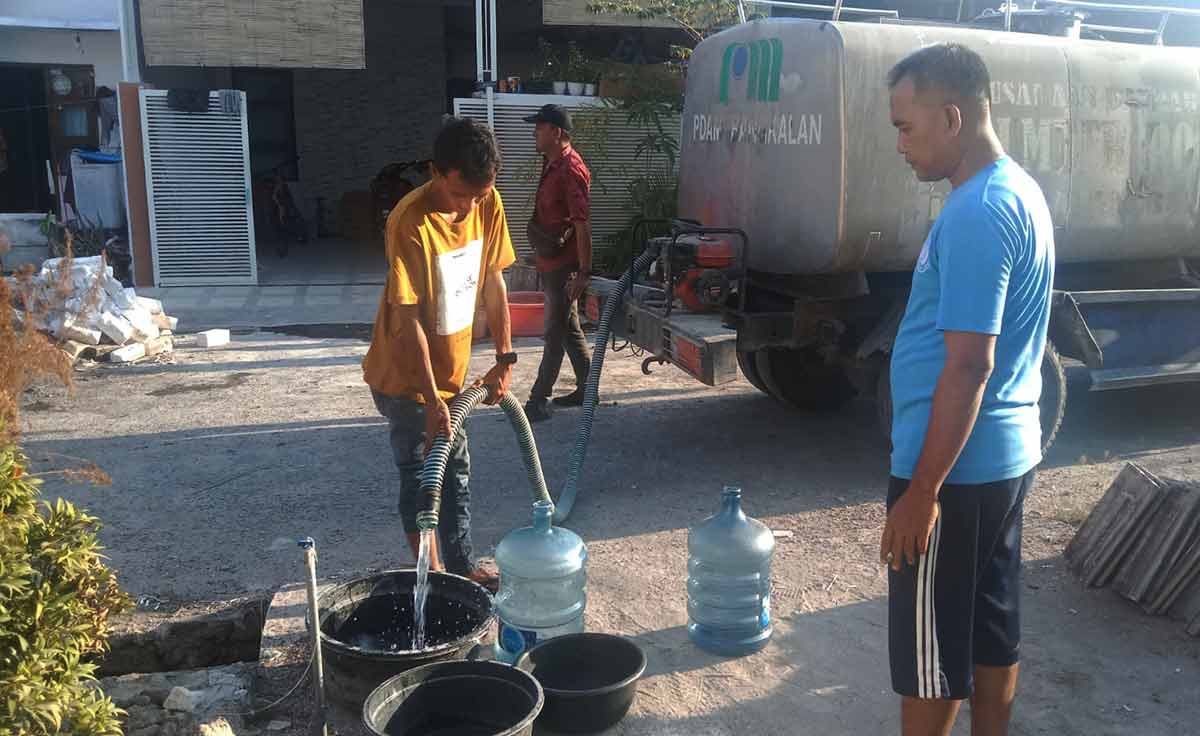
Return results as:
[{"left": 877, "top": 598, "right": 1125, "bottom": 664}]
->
[{"left": 19, "top": 331, "right": 1200, "bottom": 735}]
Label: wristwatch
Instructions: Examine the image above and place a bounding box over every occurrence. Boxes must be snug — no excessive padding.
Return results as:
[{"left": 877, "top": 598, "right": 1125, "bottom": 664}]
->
[{"left": 497, "top": 351, "right": 518, "bottom": 366}]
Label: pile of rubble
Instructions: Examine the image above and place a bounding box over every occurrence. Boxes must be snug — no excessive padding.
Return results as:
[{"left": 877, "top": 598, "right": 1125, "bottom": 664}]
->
[
  {"left": 8, "top": 255, "right": 179, "bottom": 365},
  {"left": 1066, "top": 463, "right": 1200, "bottom": 636},
  {"left": 96, "top": 663, "right": 259, "bottom": 736}
]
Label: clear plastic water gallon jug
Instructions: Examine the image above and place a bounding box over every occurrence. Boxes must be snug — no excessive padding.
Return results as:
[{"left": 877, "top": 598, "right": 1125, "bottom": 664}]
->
[
  {"left": 494, "top": 500, "right": 588, "bottom": 664},
  {"left": 688, "top": 486, "right": 775, "bottom": 656}
]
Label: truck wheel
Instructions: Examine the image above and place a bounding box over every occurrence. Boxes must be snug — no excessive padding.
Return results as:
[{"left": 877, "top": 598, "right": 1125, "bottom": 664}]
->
[
  {"left": 876, "top": 346, "right": 1066, "bottom": 455},
  {"left": 755, "top": 347, "right": 858, "bottom": 411},
  {"left": 876, "top": 357, "right": 892, "bottom": 445},
  {"left": 1040, "top": 341, "right": 1067, "bottom": 456},
  {"left": 737, "top": 350, "right": 770, "bottom": 394}
]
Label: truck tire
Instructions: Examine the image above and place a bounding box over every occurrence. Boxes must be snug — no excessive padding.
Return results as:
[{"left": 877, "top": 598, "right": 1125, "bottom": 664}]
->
[
  {"left": 876, "top": 357, "right": 893, "bottom": 446},
  {"left": 755, "top": 347, "right": 858, "bottom": 411},
  {"left": 1040, "top": 341, "right": 1067, "bottom": 456},
  {"left": 737, "top": 350, "right": 771, "bottom": 394},
  {"left": 874, "top": 343, "right": 1067, "bottom": 456}
]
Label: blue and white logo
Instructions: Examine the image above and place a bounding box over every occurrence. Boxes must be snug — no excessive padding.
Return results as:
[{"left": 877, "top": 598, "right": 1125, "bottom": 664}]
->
[{"left": 916, "top": 236, "right": 932, "bottom": 273}]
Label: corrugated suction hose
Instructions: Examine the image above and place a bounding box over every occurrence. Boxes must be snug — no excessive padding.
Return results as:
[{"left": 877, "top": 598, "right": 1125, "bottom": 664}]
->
[
  {"left": 417, "top": 246, "right": 656, "bottom": 528},
  {"left": 416, "top": 388, "right": 551, "bottom": 530}
]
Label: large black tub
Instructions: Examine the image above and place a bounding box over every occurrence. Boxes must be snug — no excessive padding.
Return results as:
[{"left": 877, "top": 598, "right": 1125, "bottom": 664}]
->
[
  {"left": 313, "top": 570, "right": 495, "bottom": 706},
  {"left": 362, "top": 659, "right": 544, "bottom": 736},
  {"left": 516, "top": 633, "right": 646, "bottom": 733}
]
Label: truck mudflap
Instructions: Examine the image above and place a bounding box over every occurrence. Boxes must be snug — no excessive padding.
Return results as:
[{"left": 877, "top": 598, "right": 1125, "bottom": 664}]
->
[
  {"left": 1051, "top": 289, "right": 1200, "bottom": 390},
  {"left": 585, "top": 278, "right": 739, "bottom": 386}
]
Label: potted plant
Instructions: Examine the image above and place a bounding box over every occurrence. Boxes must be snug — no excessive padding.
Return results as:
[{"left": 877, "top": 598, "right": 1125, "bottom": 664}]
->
[
  {"left": 582, "top": 57, "right": 598, "bottom": 96},
  {"left": 536, "top": 38, "right": 567, "bottom": 95},
  {"left": 566, "top": 42, "right": 587, "bottom": 96}
]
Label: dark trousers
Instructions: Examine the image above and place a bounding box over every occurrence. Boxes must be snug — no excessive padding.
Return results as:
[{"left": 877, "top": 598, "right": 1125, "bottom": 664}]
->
[
  {"left": 371, "top": 390, "right": 474, "bottom": 574},
  {"left": 531, "top": 265, "right": 592, "bottom": 401}
]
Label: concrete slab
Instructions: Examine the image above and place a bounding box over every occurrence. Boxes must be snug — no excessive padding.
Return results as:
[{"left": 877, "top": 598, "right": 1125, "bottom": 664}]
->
[{"left": 137, "top": 285, "right": 383, "bottom": 332}]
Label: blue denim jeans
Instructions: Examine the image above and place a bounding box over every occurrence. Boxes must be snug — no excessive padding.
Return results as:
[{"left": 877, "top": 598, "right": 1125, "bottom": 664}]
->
[{"left": 372, "top": 390, "right": 474, "bottom": 575}]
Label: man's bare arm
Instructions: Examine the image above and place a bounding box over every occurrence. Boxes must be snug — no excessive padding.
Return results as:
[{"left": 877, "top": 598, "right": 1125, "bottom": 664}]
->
[
  {"left": 909, "top": 330, "right": 996, "bottom": 497},
  {"left": 881, "top": 330, "right": 995, "bottom": 568},
  {"left": 395, "top": 304, "right": 451, "bottom": 439},
  {"left": 475, "top": 266, "right": 513, "bottom": 404}
]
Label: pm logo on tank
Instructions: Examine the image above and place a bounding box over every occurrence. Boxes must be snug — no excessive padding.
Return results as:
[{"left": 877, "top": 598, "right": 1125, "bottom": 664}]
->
[{"left": 720, "top": 39, "right": 783, "bottom": 105}]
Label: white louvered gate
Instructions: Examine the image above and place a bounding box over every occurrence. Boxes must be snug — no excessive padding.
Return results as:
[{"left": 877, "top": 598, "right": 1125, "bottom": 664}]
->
[
  {"left": 140, "top": 89, "right": 257, "bottom": 286},
  {"left": 454, "top": 95, "right": 679, "bottom": 262}
]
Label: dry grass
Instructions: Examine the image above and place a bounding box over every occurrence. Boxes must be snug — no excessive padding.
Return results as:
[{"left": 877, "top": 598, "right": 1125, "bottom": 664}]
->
[{"left": 2, "top": 231, "right": 110, "bottom": 484}]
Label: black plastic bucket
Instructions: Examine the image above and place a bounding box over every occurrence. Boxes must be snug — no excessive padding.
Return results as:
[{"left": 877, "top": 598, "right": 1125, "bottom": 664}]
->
[
  {"left": 516, "top": 633, "right": 647, "bottom": 733},
  {"left": 362, "top": 659, "right": 544, "bottom": 736},
  {"left": 314, "top": 570, "right": 495, "bottom": 706}
]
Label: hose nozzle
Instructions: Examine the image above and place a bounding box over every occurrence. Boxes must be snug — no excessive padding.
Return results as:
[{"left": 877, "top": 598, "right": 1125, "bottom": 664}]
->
[{"left": 415, "top": 509, "right": 439, "bottom": 530}]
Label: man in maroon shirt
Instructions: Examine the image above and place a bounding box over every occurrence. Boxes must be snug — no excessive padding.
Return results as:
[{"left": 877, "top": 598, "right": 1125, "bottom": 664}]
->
[{"left": 523, "top": 105, "right": 593, "bottom": 422}]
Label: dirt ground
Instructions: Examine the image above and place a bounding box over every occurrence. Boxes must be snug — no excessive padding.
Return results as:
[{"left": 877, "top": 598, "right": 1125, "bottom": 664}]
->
[{"left": 18, "top": 330, "right": 1200, "bottom": 734}]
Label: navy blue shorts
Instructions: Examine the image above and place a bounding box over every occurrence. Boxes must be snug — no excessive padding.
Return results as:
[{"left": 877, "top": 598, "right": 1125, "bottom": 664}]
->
[{"left": 887, "top": 470, "right": 1033, "bottom": 700}]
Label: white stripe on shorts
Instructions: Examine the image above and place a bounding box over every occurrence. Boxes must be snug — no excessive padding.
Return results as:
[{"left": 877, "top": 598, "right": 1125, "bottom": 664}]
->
[{"left": 915, "top": 516, "right": 944, "bottom": 698}]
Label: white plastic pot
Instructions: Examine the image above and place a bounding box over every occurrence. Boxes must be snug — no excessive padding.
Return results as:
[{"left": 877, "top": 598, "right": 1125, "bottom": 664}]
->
[
  {"left": 553, "top": 81, "right": 567, "bottom": 95},
  {"left": 567, "top": 82, "right": 585, "bottom": 96},
  {"left": 584, "top": 83, "right": 596, "bottom": 96}
]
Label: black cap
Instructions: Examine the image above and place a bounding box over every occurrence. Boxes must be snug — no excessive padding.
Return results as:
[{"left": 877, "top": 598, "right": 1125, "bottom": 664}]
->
[{"left": 523, "top": 104, "right": 573, "bottom": 133}]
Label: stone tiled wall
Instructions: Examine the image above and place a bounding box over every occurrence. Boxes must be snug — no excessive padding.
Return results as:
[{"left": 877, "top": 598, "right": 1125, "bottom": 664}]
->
[{"left": 293, "top": 0, "right": 447, "bottom": 234}]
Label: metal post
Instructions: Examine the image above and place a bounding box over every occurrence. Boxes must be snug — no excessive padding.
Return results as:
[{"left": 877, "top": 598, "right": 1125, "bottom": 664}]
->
[
  {"left": 475, "top": 0, "right": 485, "bottom": 84},
  {"left": 486, "top": 85, "right": 495, "bottom": 131},
  {"left": 833, "top": 0, "right": 845, "bottom": 21},
  {"left": 1005, "top": 1, "right": 1014, "bottom": 32},
  {"left": 489, "top": 0, "right": 499, "bottom": 84},
  {"left": 299, "top": 538, "right": 328, "bottom": 736},
  {"left": 737, "top": 0, "right": 748, "bottom": 23},
  {"left": 118, "top": 0, "right": 141, "bottom": 83}
]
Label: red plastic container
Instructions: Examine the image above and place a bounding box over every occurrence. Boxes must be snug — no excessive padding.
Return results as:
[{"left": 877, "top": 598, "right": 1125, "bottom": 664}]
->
[{"left": 509, "top": 292, "right": 546, "bottom": 338}]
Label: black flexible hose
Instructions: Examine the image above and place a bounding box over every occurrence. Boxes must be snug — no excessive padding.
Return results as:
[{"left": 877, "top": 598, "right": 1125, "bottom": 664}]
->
[
  {"left": 417, "top": 247, "right": 656, "bottom": 528},
  {"left": 416, "top": 388, "right": 552, "bottom": 530},
  {"left": 553, "top": 247, "right": 658, "bottom": 523}
]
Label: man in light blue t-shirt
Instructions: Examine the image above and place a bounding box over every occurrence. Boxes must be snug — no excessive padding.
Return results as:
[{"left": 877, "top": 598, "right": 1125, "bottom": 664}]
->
[{"left": 880, "top": 44, "right": 1054, "bottom": 736}]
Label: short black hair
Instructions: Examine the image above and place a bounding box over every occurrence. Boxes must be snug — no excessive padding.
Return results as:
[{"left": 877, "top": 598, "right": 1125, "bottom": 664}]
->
[
  {"left": 887, "top": 43, "right": 992, "bottom": 108},
  {"left": 433, "top": 117, "right": 501, "bottom": 187}
]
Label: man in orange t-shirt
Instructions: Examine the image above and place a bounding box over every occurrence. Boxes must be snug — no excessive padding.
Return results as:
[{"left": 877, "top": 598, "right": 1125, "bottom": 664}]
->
[{"left": 362, "top": 118, "right": 516, "bottom": 590}]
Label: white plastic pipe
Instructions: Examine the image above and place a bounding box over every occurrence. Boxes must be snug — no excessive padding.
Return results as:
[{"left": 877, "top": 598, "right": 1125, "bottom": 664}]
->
[{"left": 300, "top": 538, "right": 328, "bottom": 736}]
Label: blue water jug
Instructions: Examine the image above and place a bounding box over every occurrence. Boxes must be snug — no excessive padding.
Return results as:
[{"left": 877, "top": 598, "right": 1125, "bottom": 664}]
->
[
  {"left": 688, "top": 486, "right": 775, "bottom": 656},
  {"left": 494, "top": 500, "right": 588, "bottom": 664}
]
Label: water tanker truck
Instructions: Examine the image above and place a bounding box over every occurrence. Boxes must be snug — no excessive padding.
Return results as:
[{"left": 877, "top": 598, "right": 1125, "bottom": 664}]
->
[{"left": 585, "top": 7, "right": 1200, "bottom": 452}]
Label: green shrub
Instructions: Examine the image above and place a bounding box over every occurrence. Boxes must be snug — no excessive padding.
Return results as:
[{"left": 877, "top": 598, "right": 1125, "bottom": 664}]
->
[{"left": 0, "top": 446, "right": 130, "bottom": 735}]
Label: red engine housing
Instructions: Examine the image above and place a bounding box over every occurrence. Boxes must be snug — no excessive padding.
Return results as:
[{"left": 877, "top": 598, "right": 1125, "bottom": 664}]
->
[{"left": 676, "top": 239, "right": 737, "bottom": 312}]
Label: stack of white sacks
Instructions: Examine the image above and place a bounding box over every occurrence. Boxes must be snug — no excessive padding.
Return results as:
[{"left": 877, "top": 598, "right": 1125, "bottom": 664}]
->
[{"left": 18, "top": 256, "right": 178, "bottom": 363}]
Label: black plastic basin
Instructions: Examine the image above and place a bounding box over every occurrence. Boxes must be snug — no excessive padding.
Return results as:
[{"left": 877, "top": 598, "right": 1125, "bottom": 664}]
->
[
  {"left": 363, "top": 659, "right": 544, "bottom": 736},
  {"left": 314, "top": 570, "right": 495, "bottom": 706},
  {"left": 515, "top": 633, "right": 647, "bottom": 734}
]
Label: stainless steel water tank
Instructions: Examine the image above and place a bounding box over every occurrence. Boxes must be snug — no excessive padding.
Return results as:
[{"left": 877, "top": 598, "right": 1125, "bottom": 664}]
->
[{"left": 678, "top": 19, "right": 1200, "bottom": 274}]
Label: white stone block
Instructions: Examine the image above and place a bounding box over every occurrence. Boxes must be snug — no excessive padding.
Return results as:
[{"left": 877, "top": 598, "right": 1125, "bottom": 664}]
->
[
  {"left": 61, "top": 321, "right": 102, "bottom": 346},
  {"left": 163, "top": 686, "right": 199, "bottom": 713},
  {"left": 196, "top": 329, "right": 230, "bottom": 348},
  {"left": 109, "top": 343, "right": 146, "bottom": 363},
  {"left": 103, "top": 277, "right": 136, "bottom": 310},
  {"left": 143, "top": 336, "right": 173, "bottom": 357},
  {"left": 122, "top": 307, "right": 160, "bottom": 341},
  {"left": 97, "top": 311, "right": 135, "bottom": 344},
  {"left": 134, "top": 295, "right": 163, "bottom": 314}
]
